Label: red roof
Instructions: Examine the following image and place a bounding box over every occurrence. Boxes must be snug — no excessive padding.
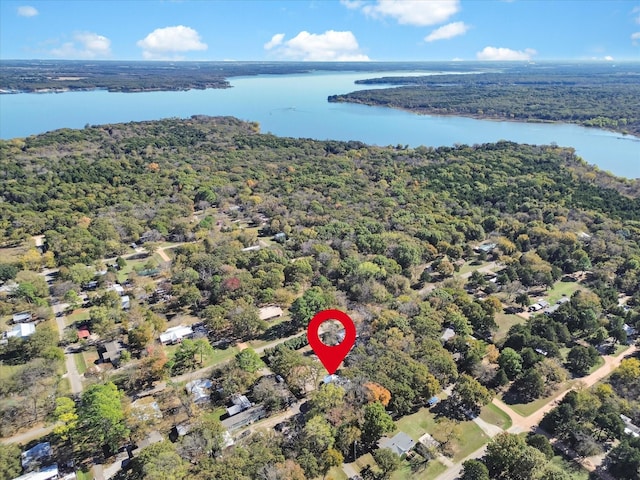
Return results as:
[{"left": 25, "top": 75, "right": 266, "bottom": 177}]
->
[{"left": 77, "top": 327, "right": 90, "bottom": 339}]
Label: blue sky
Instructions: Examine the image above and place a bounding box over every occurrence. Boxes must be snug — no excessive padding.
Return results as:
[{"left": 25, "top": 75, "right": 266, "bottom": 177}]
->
[{"left": 2, "top": 0, "right": 639, "bottom": 61}]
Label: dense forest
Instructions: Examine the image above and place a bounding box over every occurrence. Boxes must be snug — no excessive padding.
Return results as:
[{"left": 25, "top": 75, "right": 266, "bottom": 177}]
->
[
  {"left": 328, "top": 64, "right": 640, "bottom": 136},
  {"left": 1, "top": 117, "right": 639, "bottom": 480}
]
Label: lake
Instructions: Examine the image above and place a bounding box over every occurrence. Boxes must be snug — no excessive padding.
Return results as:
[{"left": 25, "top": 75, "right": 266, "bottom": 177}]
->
[{"left": 1, "top": 71, "right": 638, "bottom": 178}]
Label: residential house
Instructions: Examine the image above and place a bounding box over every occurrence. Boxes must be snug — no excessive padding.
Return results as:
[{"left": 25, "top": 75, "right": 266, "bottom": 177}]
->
[
  {"left": 221, "top": 405, "right": 266, "bottom": 431},
  {"left": 12, "top": 311, "right": 32, "bottom": 323},
  {"left": 6, "top": 322, "right": 36, "bottom": 339},
  {"left": 21, "top": 442, "right": 52, "bottom": 470},
  {"left": 99, "top": 341, "right": 123, "bottom": 366},
  {"left": 109, "top": 284, "right": 125, "bottom": 296},
  {"left": 226, "top": 394, "right": 252, "bottom": 417},
  {"left": 259, "top": 306, "right": 283, "bottom": 321},
  {"left": 121, "top": 295, "right": 131, "bottom": 310},
  {"left": 12, "top": 464, "right": 59, "bottom": 480},
  {"left": 378, "top": 432, "right": 416, "bottom": 457},
  {"left": 159, "top": 325, "right": 194, "bottom": 345},
  {"left": 186, "top": 378, "right": 213, "bottom": 404},
  {"left": 621, "top": 415, "right": 640, "bottom": 438}
]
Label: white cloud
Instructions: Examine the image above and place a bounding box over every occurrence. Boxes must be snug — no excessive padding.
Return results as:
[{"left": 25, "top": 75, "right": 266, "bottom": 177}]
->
[
  {"left": 17, "top": 5, "right": 38, "bottom": 17},
  {"left": 632, "top": 6, "right": 640, "bottom": 24},
  {"left": 604, "top": 55, "right": 614, "bottom": 61},
  {"left": 424, "top": 21, "right": 469, "bottom": 42},
  {"left": 50, "top": 32, "right": 111, "bottom": 59},
  {"left": 264, "top": 33, "right": 285, "bottom": 50},
  {"left": 476, "top": 46, "right": 537, "bottom": 61},
  {"left": 360, "top": 0, "right": 460, "bottom": 26},
  {"left": 632, "top": 32, "right": 640, "bottom": 46},
  {"left": 265, "top": 30, "right": 370, "bottom": 61},
  {"left": 340, "top": 0, "right": 365, "bottom": 9},
  {"left": 137, "top": 25, "right": 207, "bottom": 59}
]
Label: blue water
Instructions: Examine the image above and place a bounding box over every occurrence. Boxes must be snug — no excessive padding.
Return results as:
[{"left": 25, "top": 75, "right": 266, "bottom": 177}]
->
[{"left": 1, "top": 71, "right": 638, "bottom": 178}]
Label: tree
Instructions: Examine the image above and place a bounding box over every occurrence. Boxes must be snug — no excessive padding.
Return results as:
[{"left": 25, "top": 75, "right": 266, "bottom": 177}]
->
[
  {"left": 309, "top": 383, "right": 345, "bottom": 417},
  {"left": 53, "top": 397, "right": 78, "bottom": 443},
  {"left": 566, "top": 345, "right": 599, "bottom": 376},
  {"left": 361, "top": 401, "right": 395, "bottom": 447},
  {"left": 526, "top": 433, "right": 554, "bottom": 459},
  {"left": 171, "top": 338, "right": 213, "bottom": 375},
  {"left": 130, "top": 441, "right": 188, "bottom": 480},
  {"left": 302, "top": 415, "right": 335, "bottom": 453},
  {"left": 449, "top": 374, "right": 492, "bottom": 415},
  {"left": 290, "top": 287, "right": 333, "bottom": 328},
  {"left": 321, "top": 448, "right": 343, "bottom": 478},
  {"left": 0, "top": 443, "right": 21, "bottom": 480},
  {"left": 64, "top": 289, "right": 82, "bottom": 309},
  {"left": 513, "top": 368, "right": 544, "bottom": 402},
  {"left": 461, "top": 459, "right": 489, "bottom": 480},
  {"left": 78, "top": 382, "right": 129, "bottom": 452},
  {"left": 498, "top": 347, "right": 523, "bottom": 380},
  {"left": 432, "top": 418, "right": 462, "bottom": 456},
  {"left": 373, "top": 448, "right": 401, "bottom": 478},
  {"left": 179, "top": 412, "right": 224, "bottom": 461},
  {"left": 0, "top": 263, "right": 19, "bottom": 282},
  {"left": 515, "top": 292, "right": 530, "bottom": 308},
  {"left": 235, "top": 348, "right": 264, "bottom": 373},
  {"left": 364, "top": 382, "right": 392, "bottom": 407},
  {"left": 484, "top": 433, "right": 545, "bottom": 480}
]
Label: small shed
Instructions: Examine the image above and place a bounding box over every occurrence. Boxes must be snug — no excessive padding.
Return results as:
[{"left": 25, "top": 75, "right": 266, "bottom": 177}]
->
[
  {"left": 77, "top": 327, "right": 91, "bottom": 340},
  {"left": 440, "top": 328, "right": 455, "bottom": 343}
]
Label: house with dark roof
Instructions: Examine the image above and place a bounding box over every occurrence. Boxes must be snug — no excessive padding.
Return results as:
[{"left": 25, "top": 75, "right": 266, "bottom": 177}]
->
[{"left": 99, "top": 341, "right": 123, "bottom": 366}]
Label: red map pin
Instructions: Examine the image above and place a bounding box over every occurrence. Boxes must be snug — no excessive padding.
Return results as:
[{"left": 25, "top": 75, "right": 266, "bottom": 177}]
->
[{"left": 307, "top": 309, "right": 356, "bottom": 375}]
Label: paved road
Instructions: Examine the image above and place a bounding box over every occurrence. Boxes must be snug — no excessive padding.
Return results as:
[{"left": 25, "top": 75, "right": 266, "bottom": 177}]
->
[
  {"left": 53, "top": 302, "right": 84, "bottom": 395},
  {"left": 434, "top": 344, "right": 638, "bottom": 480}
]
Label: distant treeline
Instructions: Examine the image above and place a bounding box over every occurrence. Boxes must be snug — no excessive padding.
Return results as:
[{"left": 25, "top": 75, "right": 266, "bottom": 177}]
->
[
  {"left": 328, "top": 65, "right": 640, "bottom": 136},
  {"left": 0, "top": 60, "right": 482, "bottom": 94}
]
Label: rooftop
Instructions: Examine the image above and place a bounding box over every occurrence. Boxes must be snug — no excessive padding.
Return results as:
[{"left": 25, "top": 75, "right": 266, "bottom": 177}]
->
[{"left": 379, "top": 432, "right": 415, "bottom": 456}]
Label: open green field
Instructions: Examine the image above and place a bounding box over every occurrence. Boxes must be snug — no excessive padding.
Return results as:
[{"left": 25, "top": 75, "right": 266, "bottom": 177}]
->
[
  {"left": 391, "top": 458, "right": 447, "bottom": 480},
  {"left": 546, "top": 281, "right": 585, "bottom": 304},
  {"left": 480, "top": 403, "right": 512, "bottom": 430},
  {"left": 503, "top": 383, "right": 573, "bottom": 417},
  {"left": 394, "top": 406, "right": 489, "bottom": 462},
  {"left": 456, "top": 260, "right": 491, "bottom": 276},
  {"left": 494, "top": 312, "right": 525, "bottom": 342},
  {"left": 66, "top": 309, "right": 90, "bottom": 325},
  {"left": 164, "top": 342, "right": 239, "bottom": 368}
]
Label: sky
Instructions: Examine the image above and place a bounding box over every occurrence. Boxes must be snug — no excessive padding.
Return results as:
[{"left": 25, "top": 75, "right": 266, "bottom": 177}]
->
[{"left": 1, "top": 0, "right": 639, "bottom": 62}]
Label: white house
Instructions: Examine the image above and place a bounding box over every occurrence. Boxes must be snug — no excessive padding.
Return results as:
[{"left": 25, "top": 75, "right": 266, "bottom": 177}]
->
[
  {"left": 159, "top": 325, "right": 194, "bottom": 344},
  {"left": 259, "top": 306, "right": 283, "bottom": 321},
  {"left": 12, "top": 311, "right": 32, "bottom": 323},
  {"left": 6, "top": 322, "right": 36, "bottom": 339}
]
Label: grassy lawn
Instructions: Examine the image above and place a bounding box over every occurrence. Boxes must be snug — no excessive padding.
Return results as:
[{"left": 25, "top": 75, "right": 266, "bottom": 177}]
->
[
  {"left": 503, "top": 383, "right": 572, "bottom": 417},
  {"left": 323, "top": 466, "right": 348, "bottom": 480},
  {"left": 164, "top": 342, "right": 239, "bottom": 368},
  {"left": 456, "top": 261, "right": 490, "bottom": 276},
  {"left": 494, "top": 312, "right": 525, "bottom": 342},
  {"left": 391, "top": 458, "right": 447, "bottom": 480},
  {"left": 66, "top": 310, "right": 90, "bottom": 325},
  {"left": 546, "top": 281, "right": 584, "bottom": 304},
  {"left": 614, "top": 344, "right": 632, "bottom": 356},
  {"left": 394, "top": 407, "right": 438, "bottom": 441},
  {"left": 452, "top": 422, "right": 489, "bottom": 462},
  {"left": 480, "top": 402, "right": 513, "bottom": 430},
  {"left": 354, "top": 453, "right": 380, "bottom": 475},
  {"left": 73, "top": 352, "right": 87, "bottom": 374}
]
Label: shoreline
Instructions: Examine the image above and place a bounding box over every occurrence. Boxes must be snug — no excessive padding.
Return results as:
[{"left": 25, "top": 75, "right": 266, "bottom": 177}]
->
[{"left": 327, "top": 97, "right": 639, "bottom": 138}]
